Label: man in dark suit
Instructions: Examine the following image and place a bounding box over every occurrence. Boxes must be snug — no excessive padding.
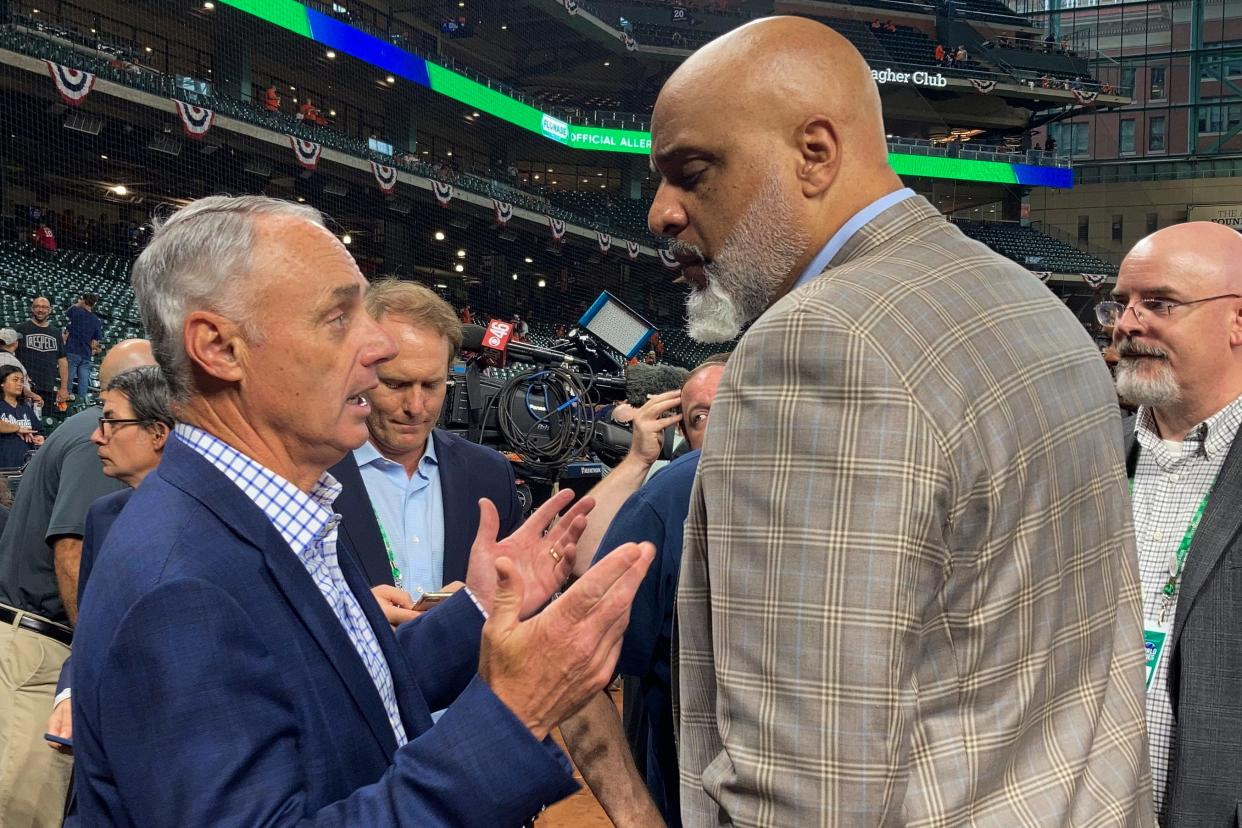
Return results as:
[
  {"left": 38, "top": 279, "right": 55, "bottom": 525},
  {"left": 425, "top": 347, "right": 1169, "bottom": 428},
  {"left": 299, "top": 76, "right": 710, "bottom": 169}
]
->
[
  {"left": 329, "top": 279, "right": 522, "bottom": 625},
  {"left": 1106, "top": 221, "right": 1242, "bottom": 825},
  {"left": 71, "top": 195, "right": 653, "bottom": 825}
]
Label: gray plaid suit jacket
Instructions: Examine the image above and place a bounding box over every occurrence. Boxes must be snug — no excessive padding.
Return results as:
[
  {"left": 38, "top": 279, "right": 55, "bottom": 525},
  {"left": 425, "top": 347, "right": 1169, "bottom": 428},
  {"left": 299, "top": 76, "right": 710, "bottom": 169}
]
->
[{"left": 675, "top": 196, "right": 1152, "bottom": 827}]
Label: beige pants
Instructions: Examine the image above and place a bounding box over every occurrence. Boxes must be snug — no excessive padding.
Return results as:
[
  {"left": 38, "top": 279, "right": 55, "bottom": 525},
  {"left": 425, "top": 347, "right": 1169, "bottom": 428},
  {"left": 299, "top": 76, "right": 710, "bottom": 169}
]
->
[{"left": 0, "top": 611, "right": 72, "bottom": 828}]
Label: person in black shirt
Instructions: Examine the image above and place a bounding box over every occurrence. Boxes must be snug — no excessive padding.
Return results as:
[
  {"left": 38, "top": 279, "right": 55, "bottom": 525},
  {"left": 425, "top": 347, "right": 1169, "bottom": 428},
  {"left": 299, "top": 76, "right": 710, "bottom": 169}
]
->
[
  {"left": 15, "top": 297, "right": 68, "bottom": 412},
  {"left": 0, "top": 365, "right": 42, "bottom": 468}
]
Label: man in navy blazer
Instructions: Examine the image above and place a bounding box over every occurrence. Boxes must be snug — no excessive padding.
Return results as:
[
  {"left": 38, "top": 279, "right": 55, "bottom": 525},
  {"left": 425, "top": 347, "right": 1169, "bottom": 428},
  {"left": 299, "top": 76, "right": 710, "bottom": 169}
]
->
[
  {"left": 71, "top": 195, "right": 653, "bottom": 825},
  {"left": 328, "top": 279, "right": 522, "bottom": 624}
]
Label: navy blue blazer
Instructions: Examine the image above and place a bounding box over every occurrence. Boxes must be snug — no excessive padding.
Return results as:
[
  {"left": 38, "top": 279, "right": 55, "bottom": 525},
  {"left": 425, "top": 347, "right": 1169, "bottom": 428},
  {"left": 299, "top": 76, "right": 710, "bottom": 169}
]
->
[
  {"left": 71, "top": 437, "right": 575, "bottom": 826},
  {"left": 55, "top": 487, "right": 135, "bottom": 699},
  {"left": 330, "top": 429, "right": 523, "bottom": 588}
]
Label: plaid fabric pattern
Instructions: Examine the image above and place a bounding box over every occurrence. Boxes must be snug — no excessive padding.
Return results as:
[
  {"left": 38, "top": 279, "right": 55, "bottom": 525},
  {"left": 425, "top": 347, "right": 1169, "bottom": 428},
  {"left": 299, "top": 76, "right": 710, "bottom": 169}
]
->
[
  {"left": 174, "top": 425, "right": 408, "bottom": 748},
  {"left": 1131, "top": 395, "right": 1242, "bottom": 817},
  {"left": 675, "top": 196, "right": 1151, "bottom": 827}
]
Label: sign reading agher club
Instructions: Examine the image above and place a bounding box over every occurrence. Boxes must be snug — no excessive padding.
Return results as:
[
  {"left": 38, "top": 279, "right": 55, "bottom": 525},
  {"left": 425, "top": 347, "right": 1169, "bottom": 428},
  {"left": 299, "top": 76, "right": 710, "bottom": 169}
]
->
[{"left": 871, "top": 68, "right": 949, "bottom": 88}]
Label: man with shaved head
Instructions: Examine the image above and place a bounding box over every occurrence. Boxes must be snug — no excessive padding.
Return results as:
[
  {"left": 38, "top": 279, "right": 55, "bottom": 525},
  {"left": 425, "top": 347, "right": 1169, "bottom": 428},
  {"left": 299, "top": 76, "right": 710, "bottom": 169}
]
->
[
  {"left": 1105, "top": 221, "right": 1242, "bottom": 826},
  {"left": 652, "top": 16, "right": 1150, "bottom": 826}
]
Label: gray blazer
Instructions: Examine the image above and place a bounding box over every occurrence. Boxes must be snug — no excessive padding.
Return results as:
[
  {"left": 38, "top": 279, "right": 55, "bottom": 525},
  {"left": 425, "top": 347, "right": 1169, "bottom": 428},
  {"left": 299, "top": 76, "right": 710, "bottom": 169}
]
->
[
  {"left": 676, "top": 195, "right": 1152, "bottom": 826},
  {"left": 1126, "top": 425, "right": 1242, "bottom": 827}
]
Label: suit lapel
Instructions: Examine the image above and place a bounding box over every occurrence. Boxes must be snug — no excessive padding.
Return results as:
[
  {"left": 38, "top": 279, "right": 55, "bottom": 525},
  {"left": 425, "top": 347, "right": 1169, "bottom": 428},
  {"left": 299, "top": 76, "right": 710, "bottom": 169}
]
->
[
  {"left": 160, "top": 439, "right": 400, "bottom": 758},
  {"left": 434, "top": 432, "right": 472, "bottom": 584},
  {"left": 330, "top": 454, "right": 393, "bottom": 587},
  {"left": 1171, "top": 431, "right": 1242, "bottom": 655},
  {"left": 337, "top": 534, "right": 433, "bottom": 738}
]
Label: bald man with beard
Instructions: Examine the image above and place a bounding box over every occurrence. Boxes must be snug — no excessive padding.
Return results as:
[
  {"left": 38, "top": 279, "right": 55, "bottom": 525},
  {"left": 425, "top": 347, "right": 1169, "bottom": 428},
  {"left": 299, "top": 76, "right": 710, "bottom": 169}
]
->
[
  {"left": 1105, "top": 223, "right": 1242, "bottom": 826},
  {"left": 650, "top": 17, "right": 1151, "bottom": 826}
]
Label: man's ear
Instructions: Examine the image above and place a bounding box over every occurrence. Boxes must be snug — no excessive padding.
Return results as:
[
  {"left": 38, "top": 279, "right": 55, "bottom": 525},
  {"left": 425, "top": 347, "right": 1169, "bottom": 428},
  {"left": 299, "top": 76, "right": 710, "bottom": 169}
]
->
[
  {"left": 183, "top": 311, "right": 248, "bottom": 385},
  {"left": 149, "top": 422, "right": 171, "bottom": 452},
  {"left": 796, "top": 116, "right": 840, "bottom": 199},
  {"left": 1231, "top": 301, "right": 1242, "bottom": 348}
]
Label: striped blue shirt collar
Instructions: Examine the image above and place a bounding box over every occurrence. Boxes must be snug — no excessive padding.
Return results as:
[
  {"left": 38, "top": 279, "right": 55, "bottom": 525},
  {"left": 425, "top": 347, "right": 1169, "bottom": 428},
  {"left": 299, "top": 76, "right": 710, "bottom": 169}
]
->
[
  {"left": 174, "top": 424, "right": 343, "bottom": 557},
  {"left": 794, "top": 187, "right": 916, "bottom": 289}
]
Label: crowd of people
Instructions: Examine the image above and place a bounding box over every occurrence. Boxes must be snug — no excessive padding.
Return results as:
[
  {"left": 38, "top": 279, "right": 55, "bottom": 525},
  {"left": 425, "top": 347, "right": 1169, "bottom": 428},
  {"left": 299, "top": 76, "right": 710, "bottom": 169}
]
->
[{"left": 1, "top": 15, "right": 1241, "bottom": 828}]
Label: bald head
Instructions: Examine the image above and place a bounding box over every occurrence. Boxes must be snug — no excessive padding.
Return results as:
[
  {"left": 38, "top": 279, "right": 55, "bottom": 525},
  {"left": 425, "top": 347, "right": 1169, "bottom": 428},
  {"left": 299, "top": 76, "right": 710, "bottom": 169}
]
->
[
  {"left": 655, "top": 17, "right": 890, "bottom": 171},
  {"left": 99, "top": 339, "right": 156, "bottom": 387},
  {"left": 647, "top": 17, "right": 902, "bottom": 343},
  {"left": 1122, "top": 221, "right": 1242, "bottom": 295}
]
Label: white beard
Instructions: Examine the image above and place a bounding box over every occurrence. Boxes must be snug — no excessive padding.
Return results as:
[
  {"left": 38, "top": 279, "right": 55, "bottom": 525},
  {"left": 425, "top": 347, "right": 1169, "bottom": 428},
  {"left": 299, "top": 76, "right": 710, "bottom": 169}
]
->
[{"left": 684, "top": 175, "right": 810, "bottom": 344}]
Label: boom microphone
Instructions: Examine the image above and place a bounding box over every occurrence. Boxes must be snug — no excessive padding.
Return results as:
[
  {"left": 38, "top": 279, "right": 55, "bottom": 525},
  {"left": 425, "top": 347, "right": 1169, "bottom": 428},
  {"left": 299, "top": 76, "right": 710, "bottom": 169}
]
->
[
  {"left": 623, "top": 363, "right": 689, "bottom": 406},
  {"left": 461, "top": 323, "right": 585, "bottom": 366}
]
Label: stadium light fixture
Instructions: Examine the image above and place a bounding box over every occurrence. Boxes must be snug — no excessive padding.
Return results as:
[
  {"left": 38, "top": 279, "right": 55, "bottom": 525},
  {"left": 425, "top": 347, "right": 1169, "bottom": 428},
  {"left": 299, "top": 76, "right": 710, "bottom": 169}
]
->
[
  {"left": 511, "top": 273, "right": 518, "bottom": 280},
  {"left": 296, "top": 196, "right": 305, "bottom": 202},
  {"left": 329, "top": 109, "right": 336, "bottom": 116},
  {"left": 454, "top": 264, "right": 465, "bottom": 273},
  {"left": 110, "top": 185, "right": 128, "bottom": 195},
  {"left": 446, "top": 150, "right": 453, "bottom": 156},
  {"left": 434, "top": 231, "right": 446, "bottom": 241},
  {"left": 342, "top": 233, "right": 352, "bottom": 245},
  {"left": 145, "top": 46, "right": 153, "bottom": 53},
  {"left": 326, "top": 49, "right": 336, "bottom": 59},
  {"left": 386, "top": 75, "right": 395, "bottom": 84},
  {"left": 456, "top": 249, "right": 466, "bottom": 258},
  {"left": 501, "top": 24, "right": 507, "bottom": 30},
  {"left": 524, "top": 256, "right": 533, "bottom": 263},
  {"left": 604, "top": 61, "right": 611, "bottom": 67},
  {"left": 100, "top": 154, "right": 108, "bottom": 160},
  {"left": 436, "top": 283, "right": 448, "bottom": 289},
  {"left": 203, "top": 1, "right": 215, "bottom": 8},
  {"left": 533, "top": 174, "right": 540, "bottom": 180},
  {"left": 538, "top": 279, "right": 546, "bottom": 288}
]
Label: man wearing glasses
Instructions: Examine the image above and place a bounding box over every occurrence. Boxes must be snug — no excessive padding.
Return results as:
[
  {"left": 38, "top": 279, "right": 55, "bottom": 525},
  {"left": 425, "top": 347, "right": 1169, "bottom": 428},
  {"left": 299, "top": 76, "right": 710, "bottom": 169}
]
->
[
  {"left": 44, "top": 364, "right": 175, "bottom": 760},
  {"left": 0, "top": 340, "right": 153, "bottom": 827},
  {"left": 1100, "top": 221, "right": 1242, "bottom": 826}
]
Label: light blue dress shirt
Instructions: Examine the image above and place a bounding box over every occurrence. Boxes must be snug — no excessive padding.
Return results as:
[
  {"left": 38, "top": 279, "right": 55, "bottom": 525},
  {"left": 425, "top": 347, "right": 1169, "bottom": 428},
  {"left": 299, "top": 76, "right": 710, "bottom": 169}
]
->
[
  {"left": 354, "top": 437, "right": 446, "bottom": 594},
  {"left": 793, "top": 187, "right": 917, "bottom": 289}
]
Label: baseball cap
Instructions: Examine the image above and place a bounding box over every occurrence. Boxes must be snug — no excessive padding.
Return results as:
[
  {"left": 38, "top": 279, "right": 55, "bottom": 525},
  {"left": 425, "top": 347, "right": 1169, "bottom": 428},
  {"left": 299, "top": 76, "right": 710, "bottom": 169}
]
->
[{"left": 0, "top": 329, "right": 20, "bottom": 346}]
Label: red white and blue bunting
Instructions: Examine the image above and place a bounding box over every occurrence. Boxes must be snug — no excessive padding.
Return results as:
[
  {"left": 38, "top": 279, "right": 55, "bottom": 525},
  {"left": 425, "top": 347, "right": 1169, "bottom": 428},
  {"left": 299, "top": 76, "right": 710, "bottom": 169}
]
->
[
  {"left": 548, "top": 216, "right": 566, "bottom": 241},
  {"left": 625, "top": 240, "right": 640, "bottom": 260},
  {"left": 493, "top": 199, "right": 513, "bottom": 227},
  {"left": 45, "top": 61, "right": 95, "bottom": 106},
  {"left": 1071, "top": 89, "right": 1099, "bottom": 106},
  {"left": 1082, "top": 272, "right": 1109, "bottom": 288},
  {"left": 174, "top": 100, "right": 215, "bottom": 140},
  {"left": 432, "top": 180, "right": 455, "bottom": 206},
  {"left": 371, "top": 161, "right": 397, "bottom": 194},
  {"left": 596, "top": 232, "right": 612, "bottom": 254},
  {"left": 289, "top": 137, "right": 322, "bottom": 170},
  {"left": 969, "top": 78, "right": 997, "bottom": 95},
  {"left": 658, "top": 248, "right": 680, "bottom": 269}
]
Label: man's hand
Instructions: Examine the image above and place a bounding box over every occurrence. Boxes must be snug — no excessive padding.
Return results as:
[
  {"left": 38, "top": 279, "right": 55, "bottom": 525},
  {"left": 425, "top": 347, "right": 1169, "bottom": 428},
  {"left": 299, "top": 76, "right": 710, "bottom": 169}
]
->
[
  {"left": 370, "top": 585, "right": 422, "bottom": 627},
  {"left": 27, "top": 392, "right": 43, "bottom": 407},
  {"left": 55, "top": 388, "right": 69, "bottom": 404},
  {"left": 465, "top": 489, "right": 594, "bottom": 618},
  {"left": 46, "top": 699, "right": 72, "bottom": 755},
  {"left": 626, "top": 390, "right": 682, "bottom": 467},
  {"left": 480, "top": 542, "right": 655, "bottom": 741}
]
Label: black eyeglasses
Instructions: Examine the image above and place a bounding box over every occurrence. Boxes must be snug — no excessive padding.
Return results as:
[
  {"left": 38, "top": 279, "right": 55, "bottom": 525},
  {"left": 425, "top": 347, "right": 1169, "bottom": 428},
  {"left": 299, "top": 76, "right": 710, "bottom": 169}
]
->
[
  {"left": 96, "top": 417, "right": 144, "bottom": 441},
  {"left": 1094, "top": 293, "right": 1241, "bottom": 326}
]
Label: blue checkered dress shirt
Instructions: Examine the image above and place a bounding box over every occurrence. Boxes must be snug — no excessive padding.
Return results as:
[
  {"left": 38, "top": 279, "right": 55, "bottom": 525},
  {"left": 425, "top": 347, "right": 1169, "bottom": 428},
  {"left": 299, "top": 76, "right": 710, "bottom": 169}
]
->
[{"left": 174, "top": 424, "right": 409, "bottom": 748}]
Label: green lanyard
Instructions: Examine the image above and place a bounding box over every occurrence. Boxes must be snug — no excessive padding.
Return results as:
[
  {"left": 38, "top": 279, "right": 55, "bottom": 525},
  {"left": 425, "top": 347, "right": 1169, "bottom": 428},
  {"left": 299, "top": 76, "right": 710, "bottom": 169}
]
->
[
  {"left": 371, "top": 506, "right": 404, "bottom": 590},
  {"left": 1131, "top": 474, "right": 1215, "bottom": 624}
]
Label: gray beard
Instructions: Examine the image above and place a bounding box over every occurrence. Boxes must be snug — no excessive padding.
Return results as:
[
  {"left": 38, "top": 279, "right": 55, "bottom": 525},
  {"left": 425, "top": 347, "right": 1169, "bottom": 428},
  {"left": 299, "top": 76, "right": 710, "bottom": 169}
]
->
[
  {"left": 1115, "top": 358, "right": 1180, "bottom": 408},
  {"left": 685, "top": 177, "right": 810, "bottom": 344}
]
